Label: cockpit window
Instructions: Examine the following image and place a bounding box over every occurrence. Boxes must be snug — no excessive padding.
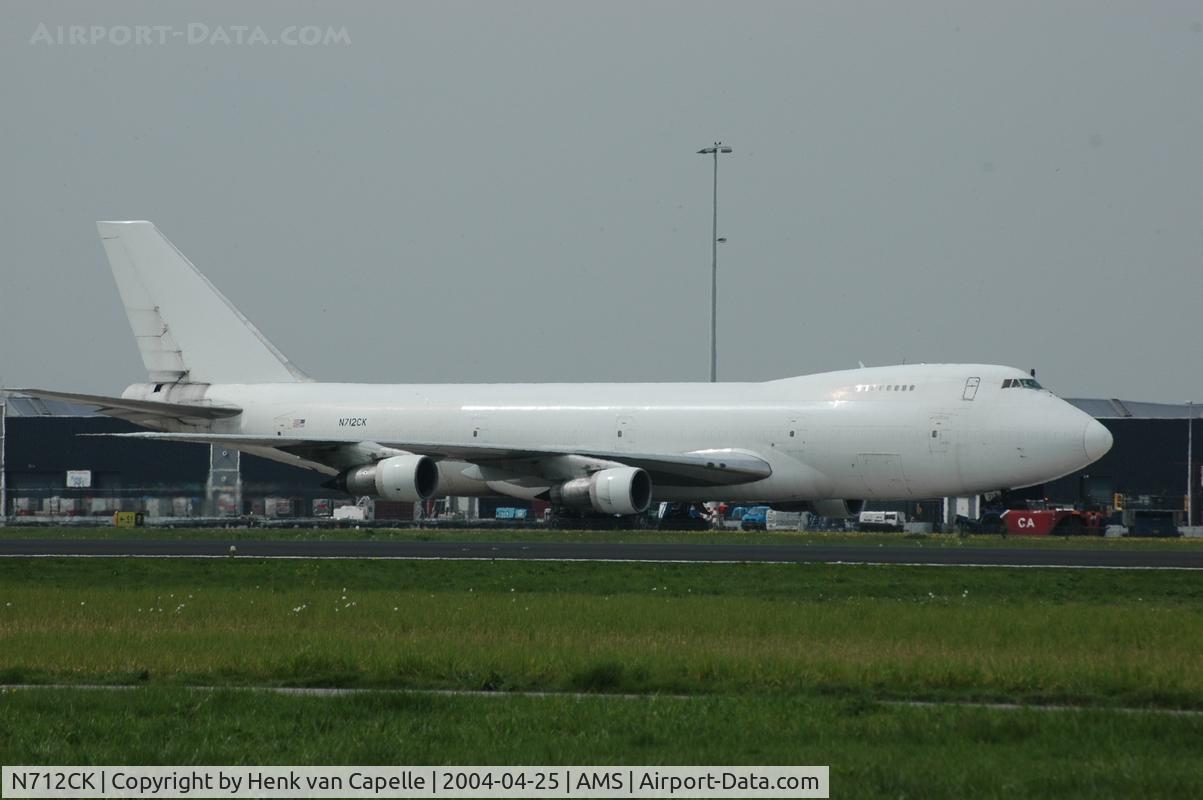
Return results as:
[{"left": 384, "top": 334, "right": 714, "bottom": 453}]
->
[
  {"left": 1020, "top": 378, "right": 1042, "bottom": 389},
  {"left": 1002, "top": 378, "right": 1044, "bottom": 390}
]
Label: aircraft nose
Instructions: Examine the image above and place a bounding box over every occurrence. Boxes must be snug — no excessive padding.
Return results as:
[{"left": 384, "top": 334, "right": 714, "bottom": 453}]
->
[{"left": 1083, "top": 419, "right": 1113, "bottom": 463}]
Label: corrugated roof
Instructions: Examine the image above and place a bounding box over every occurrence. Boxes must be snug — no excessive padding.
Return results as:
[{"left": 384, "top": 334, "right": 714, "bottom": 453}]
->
[
  {"left": 1, "top": 393, "right": 102, "bottom": 418},
  {"left": 1066, "top": 399, "right": 1202, "bottom": 420},
  {"left": 1065, "top": 398, "right": 1119, "bottom": 418}
]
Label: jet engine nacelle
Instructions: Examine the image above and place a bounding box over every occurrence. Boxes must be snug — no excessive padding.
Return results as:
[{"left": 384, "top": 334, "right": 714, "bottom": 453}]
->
[
  {"left": 333, "top": 454, "right": 440, "bottom": 501},
  {"left": 808, "top": 499, "right": 865, "bottom": 519},
  {"left": 549, "top": 467, "right": 652, "bottom": 515}
]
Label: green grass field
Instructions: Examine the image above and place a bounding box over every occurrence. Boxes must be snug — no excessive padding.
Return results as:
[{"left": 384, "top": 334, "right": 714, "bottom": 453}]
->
[
  {"left": 1, "top": 556, "right": 1200, "bottom": 796},
  {"left": 2, "top": 687, "right": 1200, "bottom": 799},
  {"left": 1, "top": 558, "right": 1202, "bottom": 704}
]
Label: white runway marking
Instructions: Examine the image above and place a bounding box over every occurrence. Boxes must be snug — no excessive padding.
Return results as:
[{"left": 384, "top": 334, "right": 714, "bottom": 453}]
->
[
  {"left": 0, "top": 684, "right": 686, "bottom": 701},
  {"left": 883, "top": 700, "right": 1203, "bottom": 717},
  {"left": 0, "top": 552, "right": 1200, "bottom": 570},
  {"left": 4, "top": 685, "right": 1199, "bottom": 715}
]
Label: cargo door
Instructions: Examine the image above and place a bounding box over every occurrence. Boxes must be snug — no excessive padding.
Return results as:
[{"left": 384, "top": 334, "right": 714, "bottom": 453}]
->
[{"left": 855, "top": 453, "right": 912, "bottom": 498}]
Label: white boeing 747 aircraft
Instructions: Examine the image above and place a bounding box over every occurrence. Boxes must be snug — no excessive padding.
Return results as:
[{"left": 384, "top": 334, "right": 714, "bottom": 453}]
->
[{"left": 15, "top": 221, "right": 1112, "bottom": 518}]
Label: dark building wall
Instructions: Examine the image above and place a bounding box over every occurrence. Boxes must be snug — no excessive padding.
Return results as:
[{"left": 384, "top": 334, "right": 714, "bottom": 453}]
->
[
  {"left": 1043, "top": 418, "right": 1197, "bottom": 524},
  {"left": 6, "top": 415, "right": 1199, "bottom": 522},
  {"left": 6, "top": 417, "right": 326, "bottom": 497},
  {"left": 7, "top": 418, "right": 206, "bottom": 492}
]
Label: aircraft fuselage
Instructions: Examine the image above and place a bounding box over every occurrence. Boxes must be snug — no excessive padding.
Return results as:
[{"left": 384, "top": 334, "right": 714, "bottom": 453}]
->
[{"left": 126, "top": 362, "right": 1111, "bottom": 504}]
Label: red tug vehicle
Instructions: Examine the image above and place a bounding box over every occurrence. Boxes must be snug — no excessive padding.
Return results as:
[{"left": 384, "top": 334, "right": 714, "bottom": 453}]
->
[{"left": 999, "top": 504, "right": 1107, "bottom": 536}]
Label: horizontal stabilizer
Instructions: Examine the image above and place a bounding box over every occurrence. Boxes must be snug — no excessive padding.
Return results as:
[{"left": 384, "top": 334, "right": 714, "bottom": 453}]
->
[{"left": 14, "top": 389, "right": 241, "bottom": 425}]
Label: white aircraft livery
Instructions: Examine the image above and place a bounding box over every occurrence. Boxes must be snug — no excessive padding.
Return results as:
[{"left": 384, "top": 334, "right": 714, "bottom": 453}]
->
[{"left": 15, "top": 221, "right": 1113, "bottom": 518}]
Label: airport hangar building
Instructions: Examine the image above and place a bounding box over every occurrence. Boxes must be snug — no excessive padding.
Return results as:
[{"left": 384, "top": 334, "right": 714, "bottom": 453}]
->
[{"left": 0, "top": 392, "right": 1199, "bottom": 526}]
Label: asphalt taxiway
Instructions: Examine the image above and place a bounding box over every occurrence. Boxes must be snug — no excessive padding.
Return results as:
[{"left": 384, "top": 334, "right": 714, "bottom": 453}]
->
[{"left": 1, "top": 538, "right": 1200, "bottom": 569}]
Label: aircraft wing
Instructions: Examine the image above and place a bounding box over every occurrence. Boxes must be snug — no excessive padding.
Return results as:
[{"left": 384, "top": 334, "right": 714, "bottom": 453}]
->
[
  {"left": 12, "top": 389, "right": 242, "bottom": 425},
  {"left": 84, "top": 432, "right": 773, "bottom": 487}
]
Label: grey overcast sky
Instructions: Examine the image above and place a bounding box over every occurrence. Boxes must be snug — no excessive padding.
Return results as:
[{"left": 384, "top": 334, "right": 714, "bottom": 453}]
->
[{"left": 1, "top": 1, "right": 1200, "bottom": 400}]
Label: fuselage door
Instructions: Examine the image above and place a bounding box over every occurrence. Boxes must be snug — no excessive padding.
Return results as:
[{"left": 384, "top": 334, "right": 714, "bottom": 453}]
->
[
  {"left": 471, "top": 414, "right": 489, "bottom": 441},
  {"left": 274, "top": 412, "right": 306, "bottom": 436},
  {"left": 962, "top": 377, "right": 981, "bottom": 401},
  {"left": 929, "top": 413, "right": 952, "bottom": 454},
  {"left": 783, "top": 417, "right": 806, "bottom": 453},
  {"left": 615, "top": 415, "right": 635, "bottom": 450}
]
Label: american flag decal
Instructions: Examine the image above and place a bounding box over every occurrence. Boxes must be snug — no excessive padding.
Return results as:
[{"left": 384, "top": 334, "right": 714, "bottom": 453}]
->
[{"left": 292, "top": 418, "right": 306, "bottom": 429}]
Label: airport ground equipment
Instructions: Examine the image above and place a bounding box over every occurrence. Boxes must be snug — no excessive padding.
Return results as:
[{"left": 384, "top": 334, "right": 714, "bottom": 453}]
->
[{"left": 1000, "top": 507, "right": 1106, "bottom": 536}]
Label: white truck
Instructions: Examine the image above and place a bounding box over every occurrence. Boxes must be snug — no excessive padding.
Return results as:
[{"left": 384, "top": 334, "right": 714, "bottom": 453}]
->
[{"left": 857, "top": 510, "right": 907, "bottom": 532}]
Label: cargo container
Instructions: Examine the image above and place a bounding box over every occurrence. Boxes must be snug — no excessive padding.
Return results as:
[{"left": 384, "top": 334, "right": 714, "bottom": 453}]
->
[
  {"left": 264, "top": 497, "right": 294, "bottom": 518},
  {"left": 89, "top": 497, "right": 115, "bottom": 516},
  {"left": 495, "top": 507, "right": 529, "bottom": 521},
  {"left": 45, "top": 497, "right": 82, "bottom": 515},
  {"left": 215, "top": 493, "right": 239, "bottom": 516},
  {"left": 372, "top": 500, "right": 413, "bottom": 521},
  {"left": 767, "top": 509, "right": 809, "bottom": 531}
]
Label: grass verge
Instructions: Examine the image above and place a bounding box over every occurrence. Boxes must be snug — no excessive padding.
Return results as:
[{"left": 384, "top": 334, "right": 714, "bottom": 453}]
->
[
  {"left": 0, "top": 558, "right": 1200, "bottom": 707},
  {"left": 1, "top": 687, "right": 1200, "bottom": 799}
]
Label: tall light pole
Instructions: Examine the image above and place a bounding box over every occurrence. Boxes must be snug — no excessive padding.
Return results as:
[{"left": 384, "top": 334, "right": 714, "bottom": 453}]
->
[
  {"left": 0, "top": 395, "right": 7, "bottom": 527},
  {"left": 697, "top": 142, "right": 732, "bottom": 382},
  {"left": 1188, "top": 401, "right": 1195, "bottom": 527}
]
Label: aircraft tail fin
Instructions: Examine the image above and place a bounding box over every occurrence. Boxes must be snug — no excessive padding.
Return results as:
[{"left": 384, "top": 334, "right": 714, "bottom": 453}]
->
[{"left": 96, "top": 221, "right": 309, "bottom": 385}]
